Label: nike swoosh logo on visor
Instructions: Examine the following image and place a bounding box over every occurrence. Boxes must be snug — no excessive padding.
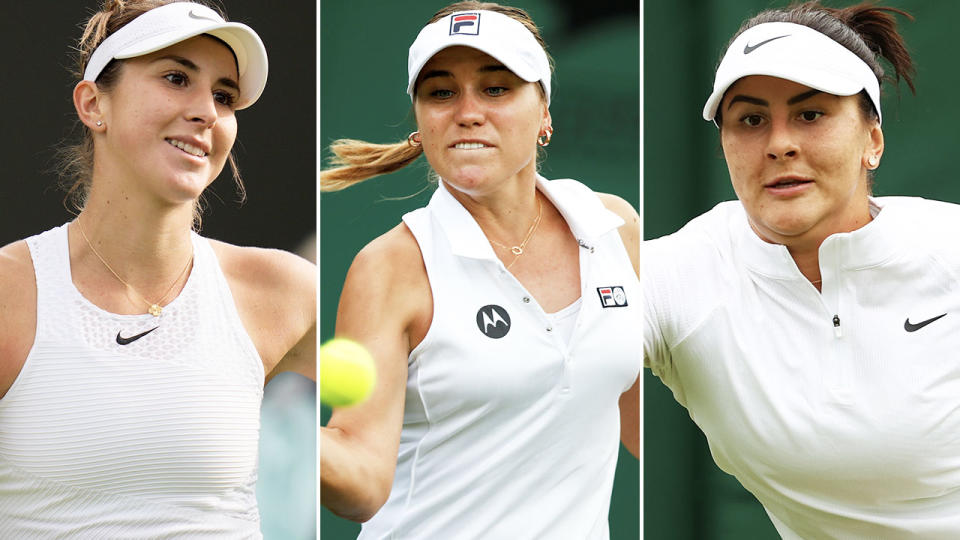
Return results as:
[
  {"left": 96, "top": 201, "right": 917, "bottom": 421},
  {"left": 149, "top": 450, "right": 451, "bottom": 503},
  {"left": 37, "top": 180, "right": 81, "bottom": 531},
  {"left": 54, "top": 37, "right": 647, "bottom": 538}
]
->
[
  {"left": 188, "top": 10, "right": 219, "bottom": 22},
  {"left": 743, "top": 34, "right": 790, "bottom": 54}
]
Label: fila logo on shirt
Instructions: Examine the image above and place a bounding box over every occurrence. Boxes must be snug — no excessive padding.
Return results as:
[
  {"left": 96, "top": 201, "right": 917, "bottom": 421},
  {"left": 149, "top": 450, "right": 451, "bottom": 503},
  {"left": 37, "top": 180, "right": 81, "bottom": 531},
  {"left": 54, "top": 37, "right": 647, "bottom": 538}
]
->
[
  {"left": 450, "top": 12, "right": 480, "bottom": 35},
  {"left": 476, "top": 304, "right": 511, "bottom": 339},
  {"left": 597, "top": 286, "right": 628, "bottom": 308}
]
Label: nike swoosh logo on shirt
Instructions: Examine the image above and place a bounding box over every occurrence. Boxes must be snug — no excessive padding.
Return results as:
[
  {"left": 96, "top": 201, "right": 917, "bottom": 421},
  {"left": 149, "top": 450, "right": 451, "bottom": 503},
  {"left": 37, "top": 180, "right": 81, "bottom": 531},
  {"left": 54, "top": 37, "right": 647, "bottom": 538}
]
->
[
  {"left": 903, "top": 313, "right": 947, "bottom": 332},
  {"left": 743, "top": 35, "right": 789, "bottom": 54},
  {"left": 116, "top": 327, "right": 159, "bottom": 345}
]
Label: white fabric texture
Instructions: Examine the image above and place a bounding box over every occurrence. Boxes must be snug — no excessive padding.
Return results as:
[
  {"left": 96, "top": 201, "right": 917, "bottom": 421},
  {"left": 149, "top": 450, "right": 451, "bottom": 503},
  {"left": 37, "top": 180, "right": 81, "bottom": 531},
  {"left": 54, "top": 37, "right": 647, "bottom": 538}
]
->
[
  {"left": 545, "top": 297, "right": 583, "bottom": 347},
  {"left": 644, "top": 197, "right": 960, "bottom": 539},
  {"left": 0, "top": 223, "right": 264, "bottom": 539},
  {"left": 360, "top": 177, "right": 641, "bottom": 539}
]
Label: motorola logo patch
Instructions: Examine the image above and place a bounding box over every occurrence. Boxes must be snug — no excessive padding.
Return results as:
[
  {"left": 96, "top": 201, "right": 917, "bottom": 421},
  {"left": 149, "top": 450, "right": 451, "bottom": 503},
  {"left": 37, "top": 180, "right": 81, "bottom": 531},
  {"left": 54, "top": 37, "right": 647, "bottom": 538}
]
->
[{"left": 476, "top": 304, "right": 510, "bottom": 339}]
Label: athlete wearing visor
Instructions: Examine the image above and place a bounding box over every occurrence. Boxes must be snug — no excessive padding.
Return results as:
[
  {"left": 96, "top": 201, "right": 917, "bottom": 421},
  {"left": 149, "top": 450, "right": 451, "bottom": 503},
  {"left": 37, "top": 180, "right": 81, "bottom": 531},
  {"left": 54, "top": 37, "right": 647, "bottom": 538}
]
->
[
  {"left": 645, "top": 1, "right": 960, "bottom": 538},
  {"left": 321, "top": 2, "right": 640, "bottom": 538},
  {"left": 0, "top": 2, "right": 315, "bottom": 537}
]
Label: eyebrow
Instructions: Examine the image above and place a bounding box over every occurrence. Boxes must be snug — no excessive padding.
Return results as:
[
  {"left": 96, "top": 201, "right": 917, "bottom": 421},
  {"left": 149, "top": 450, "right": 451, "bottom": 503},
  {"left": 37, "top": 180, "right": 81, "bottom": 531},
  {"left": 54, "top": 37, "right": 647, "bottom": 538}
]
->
[
  {"left": 787, "top": 89, "right": 823, "bottom": 104},
  {"left": 419, "top": 64, "right": 511, "bottom": 83},
  {"left": 726, "top": 89, "right": 825, "bottom": 110},
  {"left": 155, "top": 55, "right": 239, "bottom": 91}
]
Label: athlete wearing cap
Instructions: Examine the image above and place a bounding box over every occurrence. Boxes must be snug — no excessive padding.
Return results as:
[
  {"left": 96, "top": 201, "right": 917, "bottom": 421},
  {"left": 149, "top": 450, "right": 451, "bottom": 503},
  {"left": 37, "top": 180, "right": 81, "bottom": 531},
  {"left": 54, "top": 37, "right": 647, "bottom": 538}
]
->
[
  {"left": 320, "top": 2, "right": 640, "bottom": 537},
  {"left": 645, "top": 2, "right": 960, "bottom": 538},
  {"left": 0, "top": 1, "right": 314, "bottom": 537}
]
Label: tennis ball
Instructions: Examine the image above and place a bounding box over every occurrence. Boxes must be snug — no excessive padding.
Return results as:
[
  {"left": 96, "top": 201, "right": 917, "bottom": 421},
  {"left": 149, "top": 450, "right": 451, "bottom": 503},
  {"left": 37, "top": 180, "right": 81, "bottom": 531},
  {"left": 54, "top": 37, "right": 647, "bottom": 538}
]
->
[{"left": 320, "top": 338, "right": 376, "bottom": 408}]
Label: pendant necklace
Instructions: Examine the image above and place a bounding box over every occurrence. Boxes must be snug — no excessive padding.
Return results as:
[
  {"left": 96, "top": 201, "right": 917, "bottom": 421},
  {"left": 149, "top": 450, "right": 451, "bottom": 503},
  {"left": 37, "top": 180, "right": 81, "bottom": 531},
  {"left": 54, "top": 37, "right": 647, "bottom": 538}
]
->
[
  {"left": 76, "top": 217, "right": 193, "bottom": 318},
  {"left": 488, "top": 197, "right": 543, "bottom": 270}
]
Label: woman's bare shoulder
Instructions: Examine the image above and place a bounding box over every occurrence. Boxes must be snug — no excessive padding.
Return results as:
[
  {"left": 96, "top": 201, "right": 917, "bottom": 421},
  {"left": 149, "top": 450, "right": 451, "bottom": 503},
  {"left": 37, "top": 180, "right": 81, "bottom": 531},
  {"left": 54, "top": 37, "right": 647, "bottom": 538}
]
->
[
  {"left": 0, "top": 240, "right": 37, "bottom": 311},
  {"left": 340, "top": 222, "right": 431, "bottom": 333},
  {"left": 209, "top": 240, "right": 315, "bottom": 291},
  {"left": 0, "top": 240, "right": 38, "bottom": 399},
  {"left": 596, "top": 192, "right": 639, "bottom": 275}
]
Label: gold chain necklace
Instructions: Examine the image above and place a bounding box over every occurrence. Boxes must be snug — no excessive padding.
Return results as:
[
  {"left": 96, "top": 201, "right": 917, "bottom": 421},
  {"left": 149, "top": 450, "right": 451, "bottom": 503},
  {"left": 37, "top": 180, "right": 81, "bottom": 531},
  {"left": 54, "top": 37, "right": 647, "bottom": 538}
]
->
[
  {"left": 76, "top": 217, "right": 193, "bottom": 317},
  {"left": 488, "top": 197, "right": 543, "bottom": 269}
]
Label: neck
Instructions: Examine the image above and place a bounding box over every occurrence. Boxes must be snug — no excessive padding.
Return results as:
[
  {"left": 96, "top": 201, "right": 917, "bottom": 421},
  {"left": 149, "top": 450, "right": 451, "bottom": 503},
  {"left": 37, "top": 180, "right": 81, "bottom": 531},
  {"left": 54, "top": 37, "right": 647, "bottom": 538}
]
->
[
  {"left": 74, "top": 185, "right": 196, "bottom": 289},
  {"left": 444, "top": 172, "right": 541, "bottom": 243},
  {"left": 751, "top": 197, "right": 874, "bottom": 287}
]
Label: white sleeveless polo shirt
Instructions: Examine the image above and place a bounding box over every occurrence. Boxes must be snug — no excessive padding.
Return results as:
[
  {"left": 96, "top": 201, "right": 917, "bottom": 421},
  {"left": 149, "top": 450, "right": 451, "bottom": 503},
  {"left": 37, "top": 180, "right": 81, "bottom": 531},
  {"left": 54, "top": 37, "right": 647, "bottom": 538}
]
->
[
  {"left": 0, "top": 224, "right": 264, "bottom": 539},
  {"left": 360, "top": 177, "right": 641, "bottom": 539}
]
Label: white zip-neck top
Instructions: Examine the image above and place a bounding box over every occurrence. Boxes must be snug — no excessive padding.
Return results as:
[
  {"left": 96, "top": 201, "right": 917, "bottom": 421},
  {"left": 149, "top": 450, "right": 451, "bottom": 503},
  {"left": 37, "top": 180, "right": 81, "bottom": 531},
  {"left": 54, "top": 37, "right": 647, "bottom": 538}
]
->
[
  {"left": 645, "top": 197, "right": 960, "bottom": 539},
  {"left": 0, "top": 223, "right": 265, "bottom": 539}
]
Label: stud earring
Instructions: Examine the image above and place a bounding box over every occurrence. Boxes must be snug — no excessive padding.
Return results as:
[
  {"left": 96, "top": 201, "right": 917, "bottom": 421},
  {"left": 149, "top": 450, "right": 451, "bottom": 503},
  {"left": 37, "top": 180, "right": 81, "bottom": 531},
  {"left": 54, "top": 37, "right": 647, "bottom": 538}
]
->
[
  {"left": 96, "top": 120, "right": 103, "bottom": 127},
  {"left": 868, "top": 155, "right": 878, "bottom": 167}
]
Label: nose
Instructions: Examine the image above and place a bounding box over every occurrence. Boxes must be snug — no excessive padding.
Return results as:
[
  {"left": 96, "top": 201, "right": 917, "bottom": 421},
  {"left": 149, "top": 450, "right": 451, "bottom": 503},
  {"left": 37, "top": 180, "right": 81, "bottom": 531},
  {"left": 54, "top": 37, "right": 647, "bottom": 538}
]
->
[
  {"left": 187, "top": 90, "right": 218, "bottom": 128},
  {"left": 765, "top": 118, "right": 798, "bottom": 161},
  {"left": 453, "top": 91, "right": 484, "bottom": 127}
]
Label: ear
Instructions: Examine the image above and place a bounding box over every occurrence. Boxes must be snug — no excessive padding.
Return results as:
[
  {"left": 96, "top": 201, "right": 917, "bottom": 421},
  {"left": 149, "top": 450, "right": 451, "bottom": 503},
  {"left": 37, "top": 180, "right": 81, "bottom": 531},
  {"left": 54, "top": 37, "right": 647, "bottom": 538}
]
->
[
  {"left": 541, "top": 104, "right": 552, "bottom": 132},
  {"left": 74, "top": 80, "right": 106, "bottom": 131},
  {"left": 862, "top": 121, "right": 884, "bottom": 170}
]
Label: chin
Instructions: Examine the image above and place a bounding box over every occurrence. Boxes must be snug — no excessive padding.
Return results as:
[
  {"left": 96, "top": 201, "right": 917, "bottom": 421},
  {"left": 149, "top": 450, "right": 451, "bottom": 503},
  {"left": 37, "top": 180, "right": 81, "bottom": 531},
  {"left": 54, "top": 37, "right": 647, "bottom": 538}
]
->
[
  {"left": 761, "top": 215, "right": 817, "bottom": 240},
  {"left": 163, "top": 173, "right": 215, "bottom": 202},
  {"left": 442, "top": 169, "right": 493, "bottom": 194}
]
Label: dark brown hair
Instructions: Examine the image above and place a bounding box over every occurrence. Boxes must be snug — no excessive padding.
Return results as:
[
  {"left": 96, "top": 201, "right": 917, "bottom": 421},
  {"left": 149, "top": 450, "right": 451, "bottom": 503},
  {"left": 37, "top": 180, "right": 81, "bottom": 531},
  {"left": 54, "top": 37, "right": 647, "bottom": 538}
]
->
[
  {"left": 59, "top": 0, "right": 244, "bottom": 216},
  {"left": 716, "top": 1, "right": 915, "bottom": 126}
]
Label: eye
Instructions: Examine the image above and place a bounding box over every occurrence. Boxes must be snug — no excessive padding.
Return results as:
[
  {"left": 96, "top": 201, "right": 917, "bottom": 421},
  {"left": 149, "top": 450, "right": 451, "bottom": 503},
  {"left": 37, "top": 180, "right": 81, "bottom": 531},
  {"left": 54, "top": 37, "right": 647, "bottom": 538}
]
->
[
  {"left": 213, "top": 89, "right": 238, "bottom": 108},
  {"left": 430, "top": 88, "right": 454, "bottom": 99},
  {"left": 485, "top": 86, "right": 508, "bottom": 97},
  {"left": 740, "top": 114, "right": 765, "bottom": 127},
  {"left": 164, "top": 71, "right": 188, "bottom": 86},
  {"left": 799, "top": 110, "right": 824, "bottom": 122}
]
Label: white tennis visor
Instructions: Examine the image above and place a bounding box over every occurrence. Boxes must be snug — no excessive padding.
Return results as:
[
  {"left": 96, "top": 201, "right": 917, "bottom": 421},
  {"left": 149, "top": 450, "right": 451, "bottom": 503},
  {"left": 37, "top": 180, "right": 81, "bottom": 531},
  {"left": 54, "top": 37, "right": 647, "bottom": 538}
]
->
[
  {"left": 407, "top": 10, "right": 551, "bottom": 105},
  {"left": 702, "top": 22, "right": 881, "bottom": 126},
  {"left": 83, "top": 2, "right": 268, "bottom": 110}
]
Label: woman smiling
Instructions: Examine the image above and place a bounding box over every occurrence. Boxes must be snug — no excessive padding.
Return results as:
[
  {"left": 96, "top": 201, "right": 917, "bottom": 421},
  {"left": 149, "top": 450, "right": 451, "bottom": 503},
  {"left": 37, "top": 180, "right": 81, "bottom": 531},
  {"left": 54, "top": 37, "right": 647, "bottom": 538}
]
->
[{"left": 0, "top": 1, "right": 315, "bottom": 537}]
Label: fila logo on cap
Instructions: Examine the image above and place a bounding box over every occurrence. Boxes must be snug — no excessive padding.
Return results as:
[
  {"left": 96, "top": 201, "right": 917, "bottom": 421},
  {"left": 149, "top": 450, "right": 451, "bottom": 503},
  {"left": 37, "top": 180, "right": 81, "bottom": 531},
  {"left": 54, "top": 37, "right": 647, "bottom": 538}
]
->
[
  {"left": 597, "top": 286, "right": 628, "bottom": 308},
  {"left": 476, "top": 304, "right": 510, "bottom": 338},
  {"left": 450, "top": 12, "right": 481, "bottom": 35}
]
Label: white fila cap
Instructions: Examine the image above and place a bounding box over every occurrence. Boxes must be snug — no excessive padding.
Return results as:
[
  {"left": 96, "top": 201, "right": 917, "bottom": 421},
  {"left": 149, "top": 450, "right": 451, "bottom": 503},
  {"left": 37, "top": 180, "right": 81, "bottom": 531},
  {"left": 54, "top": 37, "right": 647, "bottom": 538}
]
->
[
  {"left": 83, "top": 2, "right": 268, "bottom": 109},
  {"left": 703, "top": 22, "right": 881, "bottom": 126},
  {"left": 406, "top": 10, "right": 551, "bottom": 105}
]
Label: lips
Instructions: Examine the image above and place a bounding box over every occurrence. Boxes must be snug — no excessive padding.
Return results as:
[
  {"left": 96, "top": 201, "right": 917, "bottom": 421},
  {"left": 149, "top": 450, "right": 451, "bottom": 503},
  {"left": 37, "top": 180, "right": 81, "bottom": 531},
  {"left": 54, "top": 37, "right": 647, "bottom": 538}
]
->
[
  {"left": 766, "top": 178, "right": 812, "bottom": 188},
  {"left": 763, "top": 176, "right": 813, "bottom": 189},
  {"left": 764, "top": 176, "right": 814, "bottom": 196}
]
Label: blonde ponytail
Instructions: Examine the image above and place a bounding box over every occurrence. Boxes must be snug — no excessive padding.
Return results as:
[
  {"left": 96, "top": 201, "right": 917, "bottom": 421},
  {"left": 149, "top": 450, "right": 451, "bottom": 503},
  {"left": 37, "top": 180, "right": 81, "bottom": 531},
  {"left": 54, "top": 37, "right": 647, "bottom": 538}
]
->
[{"left": 320, "top": 138, "right": 424, "bottom": 192}]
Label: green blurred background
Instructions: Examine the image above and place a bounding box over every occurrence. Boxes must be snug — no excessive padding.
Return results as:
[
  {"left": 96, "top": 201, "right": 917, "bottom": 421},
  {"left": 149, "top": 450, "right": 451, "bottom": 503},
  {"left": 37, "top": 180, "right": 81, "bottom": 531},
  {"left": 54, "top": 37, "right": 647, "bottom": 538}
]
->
[
  {"left": 321, "top": 0, "right": 639, "bottom": 538},
  {"left": 645, "top": 1, "right": 960, "bottom": 538}
]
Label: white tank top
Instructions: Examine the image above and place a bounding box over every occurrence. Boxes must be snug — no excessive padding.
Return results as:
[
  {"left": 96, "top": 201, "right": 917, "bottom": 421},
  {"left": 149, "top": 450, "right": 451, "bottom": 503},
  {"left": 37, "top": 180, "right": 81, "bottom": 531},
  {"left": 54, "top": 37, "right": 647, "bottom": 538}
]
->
[
  {"left": 0, "top": 223, "right": 264, "bottom": 539},
  {"left": 360, "top": 178, "right": 641, "bottom": 539}
]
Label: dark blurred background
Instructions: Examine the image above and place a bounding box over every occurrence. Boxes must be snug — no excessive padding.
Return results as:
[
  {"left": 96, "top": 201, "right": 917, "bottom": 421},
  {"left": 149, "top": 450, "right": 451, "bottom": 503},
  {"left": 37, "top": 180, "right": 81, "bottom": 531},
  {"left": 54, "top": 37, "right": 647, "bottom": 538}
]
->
[
  {"left": 0, "top": 1, "right": 314, "bottom": 252},
  {"left": 321, "top": 0, "right": 639, "bottom": 538},
  {"left": 0, "top": 2, "right": 316, "bottom": 539},
  {"left": 645, "top": 1, "right": 960, "bottom": 538}
]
